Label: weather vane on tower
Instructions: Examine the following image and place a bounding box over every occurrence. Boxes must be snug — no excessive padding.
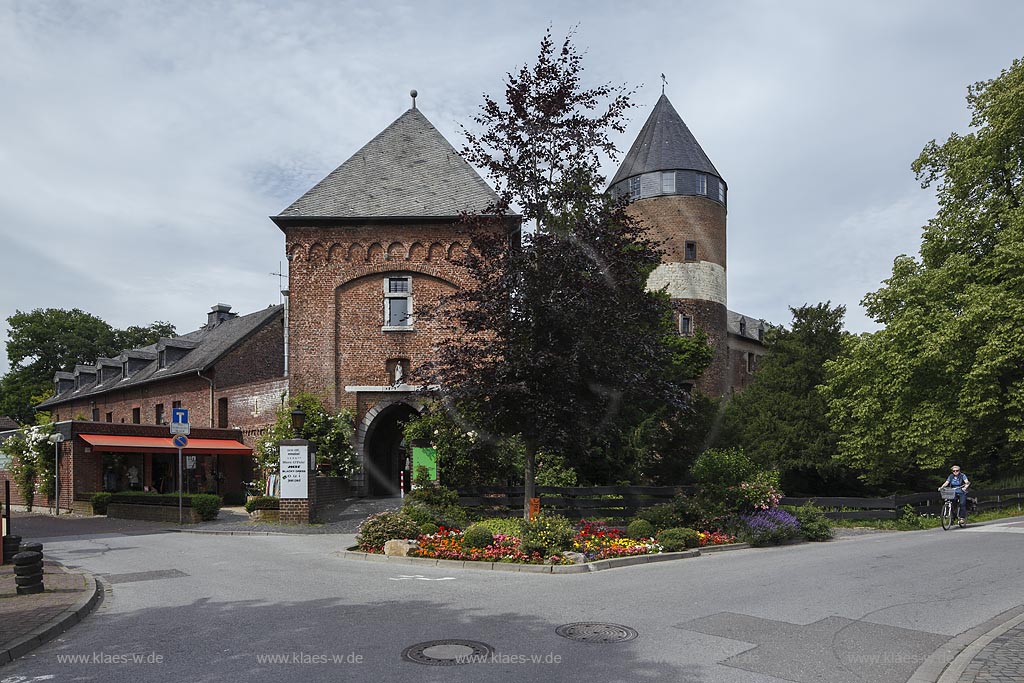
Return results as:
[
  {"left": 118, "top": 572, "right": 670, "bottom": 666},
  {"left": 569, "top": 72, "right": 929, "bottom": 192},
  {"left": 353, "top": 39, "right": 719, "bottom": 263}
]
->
[{"left": 661, "top": 73, "right": 668, "bottom": 94}]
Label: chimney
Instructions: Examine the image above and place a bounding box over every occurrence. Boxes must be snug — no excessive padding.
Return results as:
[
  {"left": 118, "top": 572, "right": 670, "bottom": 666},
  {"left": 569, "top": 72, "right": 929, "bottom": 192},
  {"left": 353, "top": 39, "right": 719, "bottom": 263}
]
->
[{"left": 207, "top": 303, "right": 237, "bottom": 327}]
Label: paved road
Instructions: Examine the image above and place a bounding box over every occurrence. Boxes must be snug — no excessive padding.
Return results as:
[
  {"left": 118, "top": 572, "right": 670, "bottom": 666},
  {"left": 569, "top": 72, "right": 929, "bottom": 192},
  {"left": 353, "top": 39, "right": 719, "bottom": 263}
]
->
[{"left": 3, "top": 518, "right": 1023, "bottom": 682}]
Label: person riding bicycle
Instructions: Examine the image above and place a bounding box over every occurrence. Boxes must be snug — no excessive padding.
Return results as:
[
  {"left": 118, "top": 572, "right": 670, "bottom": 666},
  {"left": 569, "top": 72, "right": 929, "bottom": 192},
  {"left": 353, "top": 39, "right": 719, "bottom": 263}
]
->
[{"left": 939, "top": 465, "right": 970, "bottom": 523}]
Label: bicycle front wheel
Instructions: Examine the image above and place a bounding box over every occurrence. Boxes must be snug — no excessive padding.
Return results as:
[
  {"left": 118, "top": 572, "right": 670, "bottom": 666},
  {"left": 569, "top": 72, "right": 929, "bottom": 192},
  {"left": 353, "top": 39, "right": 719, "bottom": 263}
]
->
[{"left": 941, "top": 500, "right": 953, "bottom": 530}]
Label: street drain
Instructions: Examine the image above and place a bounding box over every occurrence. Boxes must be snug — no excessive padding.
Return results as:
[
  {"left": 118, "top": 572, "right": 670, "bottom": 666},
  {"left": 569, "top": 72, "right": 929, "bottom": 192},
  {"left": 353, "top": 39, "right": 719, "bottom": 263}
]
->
[
  {"left": 556, "top": 622, "right": 639, "bottom": 643},
  {"left": 401, "top": 639, "right": 494, "bottom": 666}
]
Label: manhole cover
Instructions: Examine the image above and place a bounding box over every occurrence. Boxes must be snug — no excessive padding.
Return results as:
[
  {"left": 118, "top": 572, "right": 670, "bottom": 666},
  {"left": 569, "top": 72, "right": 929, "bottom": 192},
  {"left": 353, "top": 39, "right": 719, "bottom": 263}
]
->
[
  {"left": 402, "top": 639, "right": 494, "bottom": 666},
  {"left": 556, "top": 622, "right": 639, "bottom": 643}
]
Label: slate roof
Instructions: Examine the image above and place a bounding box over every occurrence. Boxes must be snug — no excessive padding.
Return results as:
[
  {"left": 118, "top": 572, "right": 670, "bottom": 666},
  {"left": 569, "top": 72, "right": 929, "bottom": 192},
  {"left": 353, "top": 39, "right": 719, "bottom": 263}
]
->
[
  {"left": 39, "top": 305, "right": 283, "bottom": 408},
  {"left": 728, "top": 310, "right": 767, "bottom": 343},
  {"left": 274, "top": 107, "right": 499, "bottom": 222},
  {"left": 0, "top": 416, "right": 19, "bottom": 430},
  {"left": 610, "top": 94, "right": 723, "bottom": 186}
]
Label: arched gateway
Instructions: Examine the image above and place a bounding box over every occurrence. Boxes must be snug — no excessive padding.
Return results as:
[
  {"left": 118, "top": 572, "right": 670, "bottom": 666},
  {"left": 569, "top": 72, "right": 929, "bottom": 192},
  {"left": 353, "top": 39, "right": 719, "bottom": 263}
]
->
[{"left": 355, "top": 399, "right": 422, "bottom": 496}]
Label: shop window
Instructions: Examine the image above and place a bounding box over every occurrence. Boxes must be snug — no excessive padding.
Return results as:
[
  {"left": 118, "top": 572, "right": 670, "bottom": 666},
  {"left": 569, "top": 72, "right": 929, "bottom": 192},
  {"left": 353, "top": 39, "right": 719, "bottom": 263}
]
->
[{"left": 218, "top": 397, "right": 228, "bottom": 429}]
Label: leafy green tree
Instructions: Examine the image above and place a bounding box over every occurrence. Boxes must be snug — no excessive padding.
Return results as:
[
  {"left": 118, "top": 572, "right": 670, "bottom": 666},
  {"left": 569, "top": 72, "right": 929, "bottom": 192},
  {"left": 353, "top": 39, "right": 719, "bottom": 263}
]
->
[
  {"left": 254, "top": 391, "right": 356, "bottom": 480},
  {"left": 822, "top": 59, "right": 1024, "bottom": 487},
  {"left": 0, "top": 309, "right": 176, "bottom": 424},
  {"left": 717, "top": 303, "right": 856, "bottom": 494},
  {"left": 418, "top": 30, "right": 699, "bottom": 515}
]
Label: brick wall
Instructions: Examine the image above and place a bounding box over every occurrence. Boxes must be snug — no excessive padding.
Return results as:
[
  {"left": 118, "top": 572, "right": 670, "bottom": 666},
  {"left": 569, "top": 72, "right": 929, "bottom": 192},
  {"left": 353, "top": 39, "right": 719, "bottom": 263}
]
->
[
  {"left": 313, "top": 477, "right": 350, "bottom": 508},
  {"left": 727, "top": 334, "right": 766, "bottom": 395},
  {"left": 627, "top": 194, "right": 727, "bottom": 269},
  {"left": 214, "top": 314, "right": 285, "bottom": 389},
  {"left": 284, "top": 219, "right": 514, "bottom": 418}
]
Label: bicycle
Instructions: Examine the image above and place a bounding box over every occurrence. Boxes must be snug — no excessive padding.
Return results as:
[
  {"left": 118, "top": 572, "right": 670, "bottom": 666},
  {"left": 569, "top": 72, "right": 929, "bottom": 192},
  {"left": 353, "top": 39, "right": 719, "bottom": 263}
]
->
[{"left": 940, "top": 487, "right": 966, "bottom": 530}]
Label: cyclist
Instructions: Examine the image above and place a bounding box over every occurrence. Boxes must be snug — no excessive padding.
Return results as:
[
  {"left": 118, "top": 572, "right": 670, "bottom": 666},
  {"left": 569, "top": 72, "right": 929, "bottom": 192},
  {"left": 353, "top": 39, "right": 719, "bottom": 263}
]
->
[{"left": 939, "top": 465, "right": 970, "bottom": 524}]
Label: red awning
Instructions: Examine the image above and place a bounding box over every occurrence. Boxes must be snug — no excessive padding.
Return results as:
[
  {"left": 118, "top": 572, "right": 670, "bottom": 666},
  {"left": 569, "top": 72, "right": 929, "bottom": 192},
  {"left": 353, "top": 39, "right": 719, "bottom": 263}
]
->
[{"left": 79, "top": 434, "right": 252, "bottom": 455}]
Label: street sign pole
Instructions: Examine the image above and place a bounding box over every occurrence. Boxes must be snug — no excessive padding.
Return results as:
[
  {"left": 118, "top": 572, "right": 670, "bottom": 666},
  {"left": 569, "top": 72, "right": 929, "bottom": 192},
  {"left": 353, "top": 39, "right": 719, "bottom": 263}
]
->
[
  {"left": 178, "top": 447, "right": 183, "bottom": 525},
  {"left": 170, "top": 410, "right": 190, "bottom": 525}
]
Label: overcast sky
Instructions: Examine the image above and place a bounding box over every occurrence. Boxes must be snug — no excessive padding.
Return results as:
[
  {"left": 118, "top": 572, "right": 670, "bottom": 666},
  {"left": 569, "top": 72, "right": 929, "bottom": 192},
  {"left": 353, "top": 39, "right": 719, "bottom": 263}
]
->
[{"left": 2, "top": 1, "right": 1023, "bottom": 377}]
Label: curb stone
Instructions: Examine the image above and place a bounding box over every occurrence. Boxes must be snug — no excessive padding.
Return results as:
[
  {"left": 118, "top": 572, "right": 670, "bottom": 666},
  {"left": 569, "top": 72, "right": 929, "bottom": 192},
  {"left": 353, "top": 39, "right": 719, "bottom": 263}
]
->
[
  {"left": 906, "top": 604, "right": 1024, "bottom": 683},
  {"left": 0, "top": 570, "right": 105, "bottom": 665},
  {"left": 337, "top": 542, "right": 749, "bottom": 573}
]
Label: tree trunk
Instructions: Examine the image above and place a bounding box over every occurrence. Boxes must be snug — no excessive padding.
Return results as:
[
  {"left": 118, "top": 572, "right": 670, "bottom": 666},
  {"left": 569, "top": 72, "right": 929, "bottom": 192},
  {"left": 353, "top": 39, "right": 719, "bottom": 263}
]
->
[{"left": 523, "top": 437, "right": 537, "bottom": 520}]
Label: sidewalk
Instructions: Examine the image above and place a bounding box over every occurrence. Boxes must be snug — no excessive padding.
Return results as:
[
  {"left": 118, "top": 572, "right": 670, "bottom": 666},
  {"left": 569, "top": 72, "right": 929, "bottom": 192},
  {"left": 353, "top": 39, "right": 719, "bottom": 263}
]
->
[{"left": 0, "top": 557, "right": 102, "bottom": 664}]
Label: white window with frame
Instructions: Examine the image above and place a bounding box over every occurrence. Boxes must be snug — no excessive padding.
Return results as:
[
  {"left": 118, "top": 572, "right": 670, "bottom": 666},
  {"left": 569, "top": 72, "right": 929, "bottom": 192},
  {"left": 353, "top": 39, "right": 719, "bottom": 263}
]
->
[
  {"left": 696, "top": 173, "right": 707, "bottom": 195},
  {"left": 383, "top": 276, "right": 413, "bottom": 330},
  {"left": 629, "top": 176, "right": 641, "bottom": 201},
  {"left": 661, "top": 171, "right": 676, "bottom": 194}
]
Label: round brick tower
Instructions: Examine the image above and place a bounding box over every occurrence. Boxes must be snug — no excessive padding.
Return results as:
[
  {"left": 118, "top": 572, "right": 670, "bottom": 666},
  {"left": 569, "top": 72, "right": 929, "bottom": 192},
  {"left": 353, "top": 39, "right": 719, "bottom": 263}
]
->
[{"left": 609, "top": 94, "right": 730, "bottom": 396}]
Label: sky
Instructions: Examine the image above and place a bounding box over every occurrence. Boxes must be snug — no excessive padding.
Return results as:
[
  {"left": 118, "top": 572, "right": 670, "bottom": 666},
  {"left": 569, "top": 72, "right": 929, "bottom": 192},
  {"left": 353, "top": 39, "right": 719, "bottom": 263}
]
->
[{"left": 2, "top": 0, "right": 1023, "bottom": 377}]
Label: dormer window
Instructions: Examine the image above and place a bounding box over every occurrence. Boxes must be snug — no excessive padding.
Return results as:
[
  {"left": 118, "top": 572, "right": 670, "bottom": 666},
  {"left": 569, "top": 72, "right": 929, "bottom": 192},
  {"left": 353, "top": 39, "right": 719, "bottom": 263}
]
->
[
  {"left": 159, "top": 350, "right": 166, "bottom": 369},
  {"left": 739, "top": 319, "right": 747, "bottom": 337},
  {"left": 122, "top": 361, "right": 129, "bottom": 379}
]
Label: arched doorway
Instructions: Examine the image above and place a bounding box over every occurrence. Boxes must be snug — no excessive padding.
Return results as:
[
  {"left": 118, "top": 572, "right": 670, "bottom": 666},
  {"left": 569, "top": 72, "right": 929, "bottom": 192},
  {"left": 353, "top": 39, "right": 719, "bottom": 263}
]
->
[{"left": 363, "top": 402, "right": 420, "bottom": 496}]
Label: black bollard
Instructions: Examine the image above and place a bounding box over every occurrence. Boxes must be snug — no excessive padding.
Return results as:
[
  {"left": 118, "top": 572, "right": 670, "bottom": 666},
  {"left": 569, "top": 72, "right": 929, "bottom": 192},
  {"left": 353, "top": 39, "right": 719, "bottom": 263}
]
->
[
  {"left": 2, "top": 535, "right": 22, "bottom": 565},
  {"left": 12, "top": 550, "right": 44, "bottom": 594}
]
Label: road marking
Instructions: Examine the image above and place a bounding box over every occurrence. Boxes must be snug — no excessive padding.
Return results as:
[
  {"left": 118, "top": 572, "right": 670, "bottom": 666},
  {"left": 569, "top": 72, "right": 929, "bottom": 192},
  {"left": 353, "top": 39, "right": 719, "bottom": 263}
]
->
[
  {"left": 388, "top": 574, "right": 456, "bottom": 581},
  {"left": 961, "top": 524, "right": 1024, "bottom": 534}
]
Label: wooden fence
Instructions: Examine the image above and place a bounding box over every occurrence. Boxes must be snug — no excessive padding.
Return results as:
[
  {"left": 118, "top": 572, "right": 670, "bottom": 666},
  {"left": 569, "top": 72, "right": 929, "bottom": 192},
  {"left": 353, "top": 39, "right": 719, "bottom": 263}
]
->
[
  {"left": 457, "top": 485, "right": 694, "bottom": 520},
  {"left": 781, "top": 487, "right": 1024, "bottom": 520},
  {"left": 458, "top": 485, "right": 1024, "bottom": 521}
]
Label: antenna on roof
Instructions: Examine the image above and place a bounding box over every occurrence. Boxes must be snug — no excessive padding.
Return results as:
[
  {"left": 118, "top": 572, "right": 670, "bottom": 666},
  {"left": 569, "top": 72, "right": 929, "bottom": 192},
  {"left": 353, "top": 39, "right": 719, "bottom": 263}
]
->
[
  {"left": 410, "top": 89, "right": 418, "bottom": 109},
  {"left": 270, "top": 261, "right": 287, "bottom": 304},
  {"left": 661, "top": 73, "right": 668, "bottom": 95}
]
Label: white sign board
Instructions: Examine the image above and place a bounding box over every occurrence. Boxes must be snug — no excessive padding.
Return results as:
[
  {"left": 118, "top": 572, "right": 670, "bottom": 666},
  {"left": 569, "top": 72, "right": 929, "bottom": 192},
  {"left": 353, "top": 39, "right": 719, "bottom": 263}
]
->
[{"left": 279, "top": 445, "right": 309, "bottom": 499}]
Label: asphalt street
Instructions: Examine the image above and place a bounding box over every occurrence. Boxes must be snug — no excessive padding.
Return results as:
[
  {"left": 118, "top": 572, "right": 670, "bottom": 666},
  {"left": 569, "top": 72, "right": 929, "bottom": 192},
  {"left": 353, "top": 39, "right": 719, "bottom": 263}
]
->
[{"left": 3, "top": 519, "right": 1024, "bottom": 683}]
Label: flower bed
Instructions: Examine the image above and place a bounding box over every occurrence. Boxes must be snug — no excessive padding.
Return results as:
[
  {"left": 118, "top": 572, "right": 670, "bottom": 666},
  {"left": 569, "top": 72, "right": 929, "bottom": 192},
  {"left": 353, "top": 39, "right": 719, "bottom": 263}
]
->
[{"left": 390, "top": 520, "right": 737, "bottom": 564}]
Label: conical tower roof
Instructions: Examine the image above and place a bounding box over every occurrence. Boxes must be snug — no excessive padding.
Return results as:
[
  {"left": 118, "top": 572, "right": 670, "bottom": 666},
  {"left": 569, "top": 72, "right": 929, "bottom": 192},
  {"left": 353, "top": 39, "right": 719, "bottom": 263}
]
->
[
  {"left": 275, "top": 107, "right": 498, "bottom": 220},
  {"left": 610, "top": 94, "right": 722, "bottom": 186}
]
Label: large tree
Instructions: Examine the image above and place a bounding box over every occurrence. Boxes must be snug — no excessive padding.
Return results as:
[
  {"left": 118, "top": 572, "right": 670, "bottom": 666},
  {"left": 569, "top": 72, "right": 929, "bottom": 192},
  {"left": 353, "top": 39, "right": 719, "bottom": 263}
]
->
[
  {"left": 822, "top": 58, "right": 1024, "bottom": 487},
  {"left": 1, "top": 308, "right": 175, "bottom": 424},
  {"left": 418, "top": 30, "right": 702, "bottom": 514},
  {"left": 717, "top": 303, "right": 855, "bottom": 495}
]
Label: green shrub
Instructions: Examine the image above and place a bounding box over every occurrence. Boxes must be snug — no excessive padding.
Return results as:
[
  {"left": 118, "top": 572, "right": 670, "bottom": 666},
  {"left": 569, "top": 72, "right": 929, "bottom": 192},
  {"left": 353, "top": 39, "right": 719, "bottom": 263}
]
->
[
  {"left": 90, "top": 492, "right": 111, "bottom": 515},
  {"left": 626, "top": 518, "right": 655, "bottom": 539},
  {"left": 222, "top": 491, "right": 246, "bottom": 506},
  {"left": 405, "top": 482, "right": 460, "bottom": 510},
  {"left": 244, "top": 496, "right": 280, "bottom": 513},
  {"left": 357, "top": 511, "right": 421, "bottom": 552},
  {"left": 191, "top": 494, "right": 221, "bottom": 521},
  {"left": 897, "top": 504, "right": 929, "bottom": 530},
  {"left": 477, "top": 517, "right": 524, "bottom": 538},
  {"left": 462, "top": 524, "right": 495, "bottom": 549},
  {"left": 418, "top": 522, "right": 439, "bottom": 536},
  {"left": 520, "top": 513, "right": 575, "bottom": 555},
  {"left": 635, "top": 503, "right": 688, "bottom": 532},
  {"left": 791, "top": 503, "right": 833, "bottom": 541},
  {"left": 692, "top": 448, "right": 757, "bottom": 489},
  {"left": 401, "top": 490, "right": 469, "bottom": 531},
  {"left": 656, "top": 527, "right": 701, "bottom": 552}
]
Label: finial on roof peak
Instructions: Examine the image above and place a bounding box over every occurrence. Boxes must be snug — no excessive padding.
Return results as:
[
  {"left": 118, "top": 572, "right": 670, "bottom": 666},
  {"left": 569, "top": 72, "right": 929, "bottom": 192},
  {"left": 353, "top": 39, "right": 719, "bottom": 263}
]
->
[
  {"left": 661, "top": 73, "right": 668, "bottom": 95},
  {"left": 410, "top": 89, "right": 418, "bottom": 109}
]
